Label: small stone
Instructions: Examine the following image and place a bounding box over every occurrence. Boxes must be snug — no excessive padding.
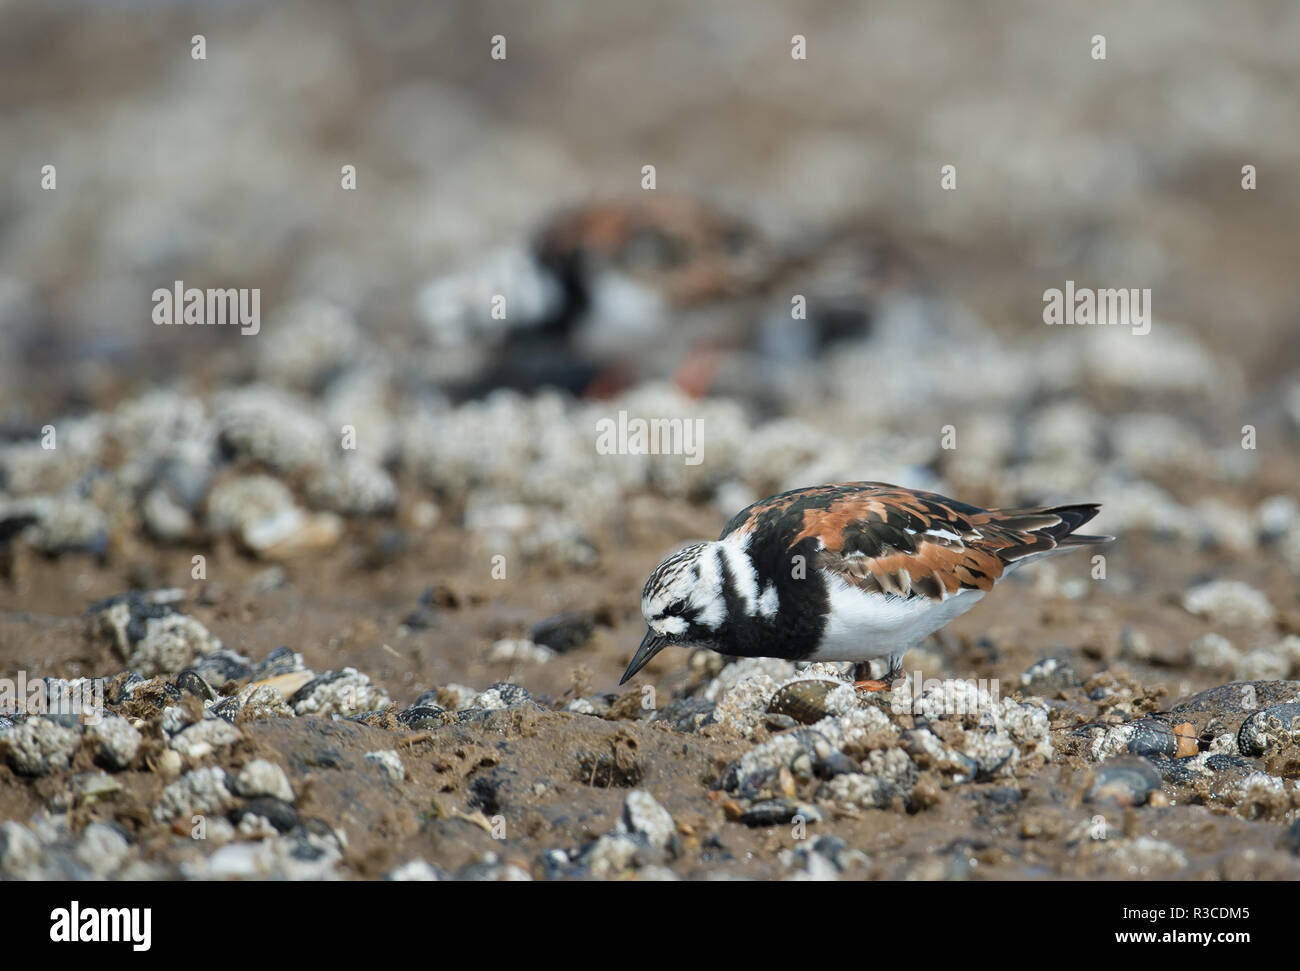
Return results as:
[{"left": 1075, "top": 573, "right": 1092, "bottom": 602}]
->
[
  {"left": 472, "top": 682, "right": 534, "bottom": 710},
  {"left": 155, "top": 748, "right": 182, "bottom": 779},
  {"left": 485, "top": 638, "right": 556, "bottom": 664},
  {"left": 290, "top": 668, "right": 391, "bottom": 718},
  {"left": 364, "top": 750, "right": 406, "bottom": 782},
  {"left": 618, "top": 790, "right": 675, "bottom": 851},
  {"left": 1282, "top": 818, "right": 1300, "bottom": 855},
  {"left": 385, "top": 860, "right": 447, "bottom": 880},
  {"left": 739, "top": 799, "right": 823, "bottom": 827},
  {"left": 583, "top": 833, "right": 649, "bottom": 877},
  {"left": 228, "top": 682, "right": 295, "bottom": 720},
  {"left": 235, "top": 759, "right": 295, "bottom": 802},
  {"left": 1086, "top": 756, "right": 1163, "bottom": 807},
  {"left": 1189, "top": 633, "right": 1240, "bottom": 673},
  {"left": 529, "top": 612, "right": 596, "bottom": 653},
  {"left": 2, "top": 717, "right": 81, "bottom": 776},
  {"left": 72, "top": 771, "right": 123, "bottom": 801},
  {"left": 1105, "top": 837, "right": 1188, "bottom": 876},
  {"left": 1020, "top": 657, "right": 1078, "bottom": 695},
  {"left": 86, "top": 715, "right": 142, "bottom": 770},
  {"left": 652, "top": 697, "right": 715, "bottom": 732},
  {"left": 1184, "top": 580, "right": 1276, "bottom": 627},
  {"left": 818, "top": 773, "right": 893, "bottom": 812},
  {"left": 170, "top": 719, "right": 243, "bottom": 758},
  {"left": 75, "top": 822, "right": 130, "bottom": 877},
  {"left": 153, "top": 766, "right": 234, "bottom": 822},
  {"left": 0, "top": 822, "right": 40, "bottom": 874},
  {"left": 231, "top": 797, "right": 299, "bottom": 834},
  {"left": 129, "top": 613, "right": 224, "bottom": 678}
]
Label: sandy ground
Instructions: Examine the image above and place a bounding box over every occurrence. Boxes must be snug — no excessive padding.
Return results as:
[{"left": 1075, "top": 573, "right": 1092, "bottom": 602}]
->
[{"left": 3, "top": 1, "right": 1300, "bottom": 881}]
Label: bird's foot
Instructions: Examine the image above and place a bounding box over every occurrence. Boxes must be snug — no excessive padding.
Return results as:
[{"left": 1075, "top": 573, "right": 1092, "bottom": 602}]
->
[
  {"left": 853, "top": 678, "right": 893, "bottom": 693},
  {"left": 852, "top": 658, "right": 903, "bottom": 694}
]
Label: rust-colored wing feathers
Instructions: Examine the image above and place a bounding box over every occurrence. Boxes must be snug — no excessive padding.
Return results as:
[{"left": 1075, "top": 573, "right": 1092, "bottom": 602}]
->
[{"left": 722, "top": 482, "right": 1109, "bottom": 603}]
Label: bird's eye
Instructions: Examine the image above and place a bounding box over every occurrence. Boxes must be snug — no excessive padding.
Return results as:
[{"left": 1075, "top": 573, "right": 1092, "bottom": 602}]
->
[{"left": 666, "top": 599, "right": 688, "bottom": 615}]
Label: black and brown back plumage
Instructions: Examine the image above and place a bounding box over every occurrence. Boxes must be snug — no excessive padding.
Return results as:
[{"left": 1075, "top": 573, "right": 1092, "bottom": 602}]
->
[{"left": 721, "top": 481, "right": 1111, "bottom": 603}]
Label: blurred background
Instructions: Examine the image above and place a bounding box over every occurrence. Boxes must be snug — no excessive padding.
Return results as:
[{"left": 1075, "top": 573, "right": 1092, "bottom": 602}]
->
[{"left": 1, "top": 0, "right": 1298, "bottom": 698}]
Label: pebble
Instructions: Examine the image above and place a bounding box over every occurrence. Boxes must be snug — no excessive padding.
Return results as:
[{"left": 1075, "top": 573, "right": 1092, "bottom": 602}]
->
[
  {"left": 207, "top": 474, "right": 342, "bottom": 558},
  {"left": 529, "top": 612, "right": 596, "bottom": 653},
  {"left": 901, "top": 727, "right": 978, "bottom": 782},
  {"left": 385, "top": 860, "right": 447, "bottom": 881},
  {"left": 75, "top": 822, "right": 131, "bottom": 877},
  {"left": 134, "top": 616, "right": 225, "bottom": 677},
  {"left": 232, "top": 797, "right": 300, "bottom": 834},
  {"left": 722, "top": 728, "right": 858, "bottom": 799},
  {"left": 740, "top": 799, "right": 824, "bottom": 827},
  {"left": 1020, "top": 657, "right": 1079, "bottom": 695},
  {"left": 1105, "top": 837, "right": 1189, "bottom": 877},
  {"left": 618, "top": 790, "right": 676, "bottom": 851},
  {"left": 1086, "top": 756, "right": 1164, "bottom": 806},
  {"left": 85, "top": 715, "right": 142, "bottom": 770},
  {"left": 153, "top": 766, "right": 234, "bottom": 822},
  {"left": 305, "top": 457, "right": 398, "bottom": 517},
  {"left": 471, "top": 682, "right": 534, "bottom": 710},
  {"left": 0, "top": 821, "right": 41, "bottom": 874},
  {"left": 71, "top": 771, "right": 123, "bottom": 802},
  {"left": 582, "top": 833, "right": 656, "bottom": 877},
  {"left": 155, "top": 748, "right": 183, "bottom": 779},
  {"left": 1283, "top": 818, "right": 1300, "bottom": 855},
  {"left": 817, "top": 773, "right": 895, "bottom": 812},
  {"left": 290, "top": 668, "right": 391, "bottom": 718},
  {"left": 1184, "top": 579, "right": 1276, "bottom": 627},
  {"left": 364, "top": 750, "right": 406, "bottom": 782},
  {"left": 651, "top": 697, "right": 715, "bottom": 732},
  {"left": 170, "top": 719, "right": 244, "bottom": 759},
  {"left": 456, "top": 858, "right": 533, "bottom": 881},
  {"left": 235, "top": 759, "right": 295, "bottom": 802},
  {"left": 2, "top": 717, "right": 81, "bottom": 776},
  {"left": 1189, "top": 633, "right": 1240, "bottom": 673},
  {"left": 1236, "top": 636, "right": 1300, "bottom": 681},
  {"left": 485, "top": 638, "right": 556, "bottom": 664},
  {"left": 226, "top": 682, "right": 295, "bottom": 721}
]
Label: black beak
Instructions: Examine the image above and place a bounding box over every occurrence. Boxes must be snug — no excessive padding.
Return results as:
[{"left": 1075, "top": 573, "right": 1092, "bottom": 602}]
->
[{"left": 619, "top": 629, "right": 671, "bottom": 685}]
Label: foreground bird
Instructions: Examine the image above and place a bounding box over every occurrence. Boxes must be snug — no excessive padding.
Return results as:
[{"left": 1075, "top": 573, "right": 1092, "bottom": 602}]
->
[{"left": 621, "top": 482, "right": 1111, "bottom": 689}]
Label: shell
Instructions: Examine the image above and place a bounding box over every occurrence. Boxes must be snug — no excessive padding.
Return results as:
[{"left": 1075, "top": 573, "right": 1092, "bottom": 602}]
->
[
  {"left": 1086, "top": 756, "right": 1163, "bottom": 807},
  {"left": 1236, "top": 702, "right": 1300, "bottom": 757},
  {"left": 768, "top": 679, "right": 847, "bottom": 725},
  {"left": 1123, "top": 718, "right": 1180, "bottom": 758},
  {"left": 739, "top": 798, "right": 823, "bottom": 827}
]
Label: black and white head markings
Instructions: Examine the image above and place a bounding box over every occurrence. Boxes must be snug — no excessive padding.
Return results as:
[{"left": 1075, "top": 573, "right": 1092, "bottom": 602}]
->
[{"left": 623, "top": 534, "right": 785, "bottom": 684}]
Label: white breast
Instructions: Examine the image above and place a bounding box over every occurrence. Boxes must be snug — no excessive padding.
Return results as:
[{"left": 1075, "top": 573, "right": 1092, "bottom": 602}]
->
[{"left": 809, "top": 571, "right": 985, "bottom": 662}]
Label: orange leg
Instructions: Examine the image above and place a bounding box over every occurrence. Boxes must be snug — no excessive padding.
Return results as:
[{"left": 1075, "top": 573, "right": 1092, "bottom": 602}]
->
[
  {"left": 853, "top": 658, "right": 901, "bottom": 694},
  {"left": 853, "top": 678, "right": 892, "bottom": 693}
]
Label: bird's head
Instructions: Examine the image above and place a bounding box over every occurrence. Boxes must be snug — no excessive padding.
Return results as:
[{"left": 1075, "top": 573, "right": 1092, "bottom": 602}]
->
[{"left": 620, "top": 541, "right": 727, "bottom": 684}]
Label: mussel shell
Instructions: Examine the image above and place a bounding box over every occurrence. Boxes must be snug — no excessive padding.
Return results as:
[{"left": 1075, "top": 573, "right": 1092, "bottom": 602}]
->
[
  {"left": 768, "top": 679, "right": 844, "bottom": 725},
  {"left": 1237, "top": 702, "right": 1300, "bottom": 757}
]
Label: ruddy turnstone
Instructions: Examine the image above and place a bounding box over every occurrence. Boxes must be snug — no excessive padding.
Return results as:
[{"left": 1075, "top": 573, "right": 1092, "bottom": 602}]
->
[{"left": 621, "top": 482, "right": 1111, "bottom": 689}]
